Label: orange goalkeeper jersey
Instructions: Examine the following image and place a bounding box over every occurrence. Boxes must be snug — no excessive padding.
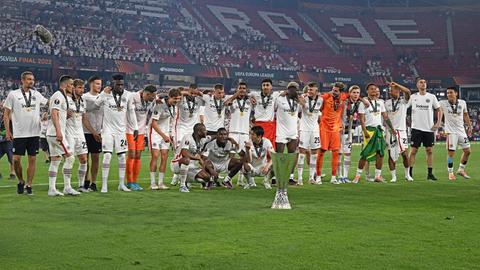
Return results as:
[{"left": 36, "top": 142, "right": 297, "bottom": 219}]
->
[{"left": 320, "top": 92, "right": 349, "bottom": 132}]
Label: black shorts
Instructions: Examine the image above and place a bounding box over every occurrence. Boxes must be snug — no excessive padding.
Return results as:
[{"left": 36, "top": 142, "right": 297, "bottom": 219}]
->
[
  {"left": 0, "top": 141, "right": 13, "bottom": 163},
  {"left": 85, "top": 133, "right": 102, "bottom": 154},
  {"left": 12, "top": 137, "right": 39, "bottom": 156},
  {"left": 410, "top": 129, "right": 435, "bottom": 148},
  {"left": 39, "top": 137, "right": 49, "bottom": 152}
]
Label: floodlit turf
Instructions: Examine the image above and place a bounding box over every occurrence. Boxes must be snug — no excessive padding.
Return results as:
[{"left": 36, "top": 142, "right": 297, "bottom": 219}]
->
[{"left": 0, "top": 144, "right": 479, "bottom": 269}]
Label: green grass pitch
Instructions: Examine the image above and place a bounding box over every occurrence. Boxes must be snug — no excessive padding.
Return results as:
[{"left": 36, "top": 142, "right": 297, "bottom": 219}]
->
[{"left": 0, "top": 143, "right": 479, "bottom": 269}]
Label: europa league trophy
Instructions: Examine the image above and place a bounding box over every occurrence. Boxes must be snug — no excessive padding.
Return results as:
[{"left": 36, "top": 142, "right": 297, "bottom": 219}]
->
[{"left": 270, "top": 152, "right": 297, "bottom": 210}]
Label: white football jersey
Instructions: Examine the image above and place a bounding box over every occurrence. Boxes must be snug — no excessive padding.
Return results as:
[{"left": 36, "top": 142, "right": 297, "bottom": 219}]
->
[
  {"left": 66, "top": 95, "right": 86, "bottom": 139},
  {"left": 408, "top": 92, "right": 440, "bottom": 132},
  {"left": 252, "top": 91, "right": 280, "bottom": 122},
  {"left": 177, "top": 96, "right": 203, "bottom": 132},
  {"left": 275, "top": 96, "right": 301, "bottom": 138},
  {"left": 299, "top": 95, "right": 323, "bottom": 132},
  {"left": 82, "top": 91, "right": 103, "bottom": 134},
  {"left": 150, "top": 102, "right": 178, "bottom": 136},
  {"left": 245, "top": 137, "right": 273, "bottom": 168},
  {"left": 201, "top": 94, "right": 227, "bottom": 132},
  {"left": 126, "top": 91, "right": 152, "bottom": 134},
  {"left": 440, "top": 99, "right": 468, "bottom": 136},
  {"left": 358, "top": 99, "right": 386, "bottom": 128},
  {"left": 94, "top": 91, "right": 134, "bottom": 135},
  {"left": 385, "top": 98, "right": 408, "bottom": 131},
  {"left": 203, "top": 139, "right": 234, "bottom": 164},
  {"left": 46, "top": 90, "right": 70, "bottom": 136},
  {"left": 172, "top": 134, "right": 210, "bottom": 162},
  {"left": 229, "top": 97, "right": 253, "bottom": 134},
  {"left": 3, "top": 88, "right": 48, "bottom": 138}
]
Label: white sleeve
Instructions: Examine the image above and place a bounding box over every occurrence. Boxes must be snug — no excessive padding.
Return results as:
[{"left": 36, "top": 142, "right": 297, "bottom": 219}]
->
[
  {"left": 3, "top": 92, "right": 13, "bottom": 110},
  {"left": 463, "top": 101, "right": 468, "bottom": 113},
  {"left": 50, "top": 93, "right": 63, "bottom": 111},
  {"left": 151, "top": 105, "right": 161, "bottom": 121},
  {"left": 94, "top": 92, "right": 106, "bottom": 107},
  {"left": 406, "top": 97, "right": 412, "bottom": 108},
  {"left": 380, "top": 101, "right": 386, "bottom": 113},
  {"left": 432, "top": 95, "right": 440, "bottom": 109},
  {"left": 358, "top": 102, "right": 366, "bottom": 114},
  {"left": 127, "top": 95, "right": 138, "bottom": 131},
  {"left": 38, "top": 92, "right": 48, "bottom": 106}
]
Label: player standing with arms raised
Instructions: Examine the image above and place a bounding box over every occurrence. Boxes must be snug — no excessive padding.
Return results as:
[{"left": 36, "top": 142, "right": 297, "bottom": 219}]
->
[{"left": 384, "top": 82, "right": 413, "bottom": 182}]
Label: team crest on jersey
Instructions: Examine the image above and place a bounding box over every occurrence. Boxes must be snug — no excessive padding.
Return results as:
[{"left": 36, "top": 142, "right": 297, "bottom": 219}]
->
[
  {"left": 426, "top": 99, "right": 430, "bottom": 103},
  {"left": 54, "top": 99, "right": 60, "bottom": 105}
]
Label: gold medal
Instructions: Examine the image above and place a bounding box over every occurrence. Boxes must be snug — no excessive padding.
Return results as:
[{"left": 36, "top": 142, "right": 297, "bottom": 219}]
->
[
  {"left": 26, "top": 107, "right": 32, "bottom": 112},
  {"left": 189, "top": 113, "right": 193, "bottom": 118},
  {"left": 307, "top": 112, "right": 313, "bottom": 117},
  {"left": 117, "top": 107, "right": 122, "bottom": 112},
  {"left": 290, "top": 112, "right": 295, "bottom": 116},
  {"left": 240, "top": 112, "right": 245, "bottom": 117}
]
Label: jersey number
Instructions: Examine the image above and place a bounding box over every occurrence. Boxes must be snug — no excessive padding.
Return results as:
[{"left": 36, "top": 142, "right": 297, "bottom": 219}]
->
[
  {"left": 120, "top": 139, "right": 126, "bottom": 147},
  {"left": 82, "top": 142, "right": 87, "bottom": 149},
  {"left": 314, "top": 137, "right": 320, "bottom": 144},
  {"left": 402, "top": 138, "right": 407, "bottom": 145}
]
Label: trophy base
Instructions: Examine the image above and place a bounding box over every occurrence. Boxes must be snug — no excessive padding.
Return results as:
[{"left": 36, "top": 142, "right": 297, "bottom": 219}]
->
[{"left": 271, "top": 188, "right": 291, "bottom": 210}]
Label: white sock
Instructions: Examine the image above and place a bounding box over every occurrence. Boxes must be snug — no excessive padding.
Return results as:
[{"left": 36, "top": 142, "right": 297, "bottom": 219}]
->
[
  {"left": 390, "top": 170, "right": 396, "bottom": 179},
  {"left": 375, "top": 169, "right": 382, "bottom": 178},
  {"left": 355, "top": 168, "right": 363, "bottom": 177},
  {"left": 343, "top": 154, "right": 351, "bottom": 178},
  {"left": 337, "top": 154, "right": 342, "bottom": 178},
  {"left": 225, "top": 175, "right": 232, "bottom": 183},
  {"left": 150, "top": 172, "right": 156, "bottom": 185},
  {"left": 237, "top": 174, "right": 244, "bottom": 184},
  {"left": 459, "top": 163, "right": 466, "bottom": 171},
  {"left": 289, "top": 173, "right": 294, "bottom": 180},
  {"left": 158, "top": 172, "right": 165, "bottom": 185},
  {"left": 63, "top": 155, "right": 74, "bottom": 190},
  {"left": 118, "top": 154, "right": 126, "bottom": 187},
  {"left": 48, "top": 160, "right": 61, "bottom": 191},
  {"left": 78, "top": 162, "right": 87, "bottom": 188},
  {"left": 309, "top": 154, "right": 317, "bottom": 180},
  {"left": 297, "top": 153, "right": 305, "bottom": 182},
  {"left": 179, "top": 164, "right": 188, "bottom": 187},
  {"left": 102, "top": 153, "right": 112, "bottom": 190},
  {"left": 404, "top": 167, "right": 410, "bottom": 178}
]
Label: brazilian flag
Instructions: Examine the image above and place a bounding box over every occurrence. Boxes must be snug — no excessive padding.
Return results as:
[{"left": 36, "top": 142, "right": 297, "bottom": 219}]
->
[{"left": 360, "top": 126, "right": 386, "bottom": 161}]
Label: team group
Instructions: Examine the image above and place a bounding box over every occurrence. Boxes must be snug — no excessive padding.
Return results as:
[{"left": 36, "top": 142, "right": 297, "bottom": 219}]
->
[{"left": 2, "top": 71, "right": 473, "bottom": 196}]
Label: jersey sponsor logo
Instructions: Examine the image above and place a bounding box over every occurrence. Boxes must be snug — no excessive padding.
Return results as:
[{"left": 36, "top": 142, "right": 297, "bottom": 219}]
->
[{"left": 415, "top": 104, "right": 430, "bottom": 109}]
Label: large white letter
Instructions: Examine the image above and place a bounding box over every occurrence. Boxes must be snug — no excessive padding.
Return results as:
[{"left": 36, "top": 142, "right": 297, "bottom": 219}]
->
[
  {"left": 207, "top": 5, "right": 254, "bottom": 34},
  {"left": 258, "top": 11, "right": 312, "bottom": 41},
  {"left": 375, "top": 19, "right": 434, "bottom": 45},
  {"left": 330, "top": 18, "right": 375, "bottom": 45}
]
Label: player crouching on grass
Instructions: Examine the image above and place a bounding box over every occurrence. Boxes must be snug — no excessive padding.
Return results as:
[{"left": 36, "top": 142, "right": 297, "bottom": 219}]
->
[
  {"left": 242, "top": 126, "right": 274, "bottom": 189},
  {"left": 170, "top": 123, "right": 212, "bottom": 193},
  {"left": 353, "top": 83, "right": 396, "bottom": 183},
  {"left": 439, "top": 87, "right": 473, "bottom": 180},
  {"left": 202, "top": 128, "right": 243, "bottom": 189}
]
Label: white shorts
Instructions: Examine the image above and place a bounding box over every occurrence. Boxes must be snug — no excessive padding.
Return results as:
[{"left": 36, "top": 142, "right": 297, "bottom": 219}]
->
[
  {"left": 212, "top": 159, "right": 230, "bottom": 173},
  {"left": 340, "top": 134, "right": 352, "bottom": 154},
  {"left": 149, "top": 131, "right": 171, "bottom": 150},
  {"left": 66, "top": 135, "right": 88, "bottom": 156},
  {"left": 175, "top": 127, "right": 193, "bottom": 148},
  {"left": 170, "top": 160, "right": 202, "bottom": 181},
  {"left": 446, "top": 133, "right": 470, "bottom": 151},
  {"left": 229, "top": 132, "right": 249, "bottom": 152},
  {"left": 246, "top": 163, "right": 269, "bottom": 177},
  {"left": 102, "top": 133, "right": 128, "bottom": 154},
  {"left": 276, "top": 132, "right": 298, "bottom": 144},
  {"left": 298, "top": 130, "right": 320, "bottom": 150},
  {"left": 386, "top": 130, "right": 409, "bottom": 161},
  {"left": 47, "top": 136, "right": 72, "bottom": 157}
]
